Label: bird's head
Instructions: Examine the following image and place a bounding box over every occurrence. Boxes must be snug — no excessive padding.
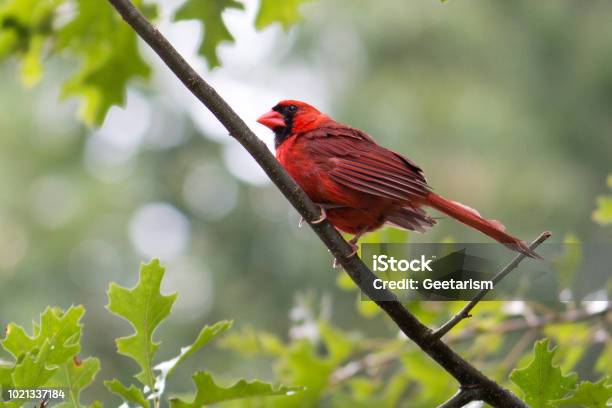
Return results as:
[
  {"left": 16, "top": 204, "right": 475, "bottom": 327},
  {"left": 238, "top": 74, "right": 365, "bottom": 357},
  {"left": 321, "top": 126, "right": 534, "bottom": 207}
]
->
[{"left": 257, "top": 100, "right": 325, "bottom": 148}]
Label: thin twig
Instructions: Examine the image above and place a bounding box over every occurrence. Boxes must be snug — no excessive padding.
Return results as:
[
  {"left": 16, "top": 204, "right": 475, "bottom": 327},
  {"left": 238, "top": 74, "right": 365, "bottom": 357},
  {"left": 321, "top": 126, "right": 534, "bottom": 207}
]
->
[
  {"left": 449, "top": 303, "right": 612, "bottom": 343},
  {"left": 431, "top": 231, "right": 552, "bottom": 340},
  {"left": 330, "top": 351, "right": 399, "bottom": 386},
  {"left": 332, "top": 304, "right": 610, "bottom": 385},
  {"left": 437, "top": 388, "right": 483, "bottom": 408},
  {"left": 105, "top": 1, "right": 530, "bottom": 406}
]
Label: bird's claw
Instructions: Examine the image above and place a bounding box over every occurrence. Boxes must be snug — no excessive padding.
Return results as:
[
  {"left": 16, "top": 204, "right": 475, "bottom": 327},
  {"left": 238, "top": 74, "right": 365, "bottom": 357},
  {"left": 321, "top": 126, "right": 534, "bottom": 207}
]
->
[
  {"left": 332, "top": 242, "right": 359, "bottom": 269},
  {"left": 311, "top": 206, "right": 327, "bottom": 224},
  {"left": 298, "top": 205, "right": 327, "bottom": 228}
]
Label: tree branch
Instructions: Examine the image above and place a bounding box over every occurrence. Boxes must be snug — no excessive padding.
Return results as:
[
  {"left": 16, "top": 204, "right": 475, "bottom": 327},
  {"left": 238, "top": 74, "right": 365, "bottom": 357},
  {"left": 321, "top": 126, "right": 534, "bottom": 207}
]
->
[
  {"left": 449, "top": 303, "right": 612, "bottom": 343},
  {"left": 437, "top": 388, "right": 484, "bottom": 408},
  {"left": 432, "top": 231, "right": 552, "bottom": 340},
  {"left": 331, "top": 304, "right": 610, "bottom": 385},
  {"left": 105, "top": 0, "right": 530, "bottom": 405}
]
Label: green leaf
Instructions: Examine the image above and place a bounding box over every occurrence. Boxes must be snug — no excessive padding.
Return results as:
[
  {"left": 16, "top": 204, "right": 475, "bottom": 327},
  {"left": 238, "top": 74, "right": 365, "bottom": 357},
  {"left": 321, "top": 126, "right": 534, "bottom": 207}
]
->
[
  {"left": 20, "top": 34, "right": 44, "bottom": 86},
  {"left": 60, "top": 26, "right": 150, "bottom": 126},
  {"left": 2, "top": 307, "right": 85, "bottom": 393},
  {"left": 319, "top": 321, "right": 354, "bottom": 365},
  {"left": 0, "top": 0, "right": 156, "bottom": 125},
  {"left": 0, "top": 30, "right": 18, "bottom": 58},
  {"left": 1, "top": 306, "right": 84, "bottom": 365},
  {"left": 544, "top": 323, "right": 590, "bottom": 372},
  {"left": 553, "top": 378, "right": 612, "bottom": 407},
  {"left": 0, "top": 0, "right": 63, "bottom": 84},
  {"left": 156, "top": 321, "right": 233, "bottom": 380},
  {"left": 510, "top": 339, "right": 578, "bottom": 408},
  {"left": 255, "top": 0, "right": 309, "bottom": 31},
  {"left": 105, "top": 379, "right": 149, "bottom": 408},
  {"left": 53, "top": 357, "right": 100, "bottom": 408},
  {"left": 219, "top": 327, "right": 285, "bottom": 356},
  {"left": 593, "top": 175, "right": 612, "bottom": 225},
  {"left": 57, "top": 0, "right": 151, "bottom": 125},
  {"left": 169, "top": 372, "right": 301, "bottom": 407},
  {"left": 1, "top": 325, "right": 36, "bottom": 358},
  {"left": 107, "top": 259, "right": 177, "bottom": 389},
  {"left": 173, "top": 0, "right": 243, "bottom": 68},
  {"left": 336, "top": 271, "right": 356, "bottom": 291},
  {"left": 0, "top": 362, "right": 14, "bottom": 388},
  {"left": 275, "top": 340, "right": 334, "bottom": 404},
  {"left": 0, "top": 0, "right": 59, "bottom": 32},
  {"left": 593, "top": 195, "right": 612, "bottom": 225},
  {"left": 356, "top": 294, "right": 381, "bottom": 318},
  {"left": 11, "top": 341, "right": 57, "bottom": 388}
]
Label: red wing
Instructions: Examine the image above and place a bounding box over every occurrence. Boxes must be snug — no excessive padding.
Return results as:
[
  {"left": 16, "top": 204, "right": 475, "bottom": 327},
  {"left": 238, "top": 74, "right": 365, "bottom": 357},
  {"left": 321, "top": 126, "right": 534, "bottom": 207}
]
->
[{"left": 303, "top": 125, "right": 430, "bottom": 202}]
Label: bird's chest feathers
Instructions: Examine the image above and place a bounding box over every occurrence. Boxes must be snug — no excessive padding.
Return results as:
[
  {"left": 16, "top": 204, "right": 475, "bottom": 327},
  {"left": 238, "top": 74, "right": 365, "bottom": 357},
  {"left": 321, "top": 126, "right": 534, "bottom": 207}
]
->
[{"left": 276, "top": 137, "right": 326, "bottom": 200}]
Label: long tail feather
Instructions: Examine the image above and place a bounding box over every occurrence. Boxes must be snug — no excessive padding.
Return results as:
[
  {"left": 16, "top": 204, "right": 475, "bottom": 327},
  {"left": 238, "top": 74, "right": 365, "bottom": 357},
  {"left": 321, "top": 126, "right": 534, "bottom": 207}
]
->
[{"left": 426, "top": 192, "right": 541, "bottom": 258}]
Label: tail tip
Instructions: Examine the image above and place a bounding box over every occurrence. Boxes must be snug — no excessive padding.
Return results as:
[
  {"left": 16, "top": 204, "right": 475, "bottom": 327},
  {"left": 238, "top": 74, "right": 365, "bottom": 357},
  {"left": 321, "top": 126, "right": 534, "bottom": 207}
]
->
[{"left": 504, "top": 241, "right": 543, "bottom": 259}]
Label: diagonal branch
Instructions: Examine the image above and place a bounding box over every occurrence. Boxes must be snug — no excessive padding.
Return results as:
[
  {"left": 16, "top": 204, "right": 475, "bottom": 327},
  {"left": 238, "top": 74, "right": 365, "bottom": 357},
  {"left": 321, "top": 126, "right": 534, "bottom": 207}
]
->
[
  {"left": 431, "top": 231, "right": 551, "bottom": 340},
  {"left": 105, "top": 0, "right": 529, "bottom": 406}
]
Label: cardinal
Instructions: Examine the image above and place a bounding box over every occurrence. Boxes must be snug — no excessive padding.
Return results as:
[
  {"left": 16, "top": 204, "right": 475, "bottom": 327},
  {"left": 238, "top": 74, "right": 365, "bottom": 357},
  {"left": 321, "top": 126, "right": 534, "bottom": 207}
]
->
[{"left": 257, "top": 100, "right": 539, "bottom": 259}]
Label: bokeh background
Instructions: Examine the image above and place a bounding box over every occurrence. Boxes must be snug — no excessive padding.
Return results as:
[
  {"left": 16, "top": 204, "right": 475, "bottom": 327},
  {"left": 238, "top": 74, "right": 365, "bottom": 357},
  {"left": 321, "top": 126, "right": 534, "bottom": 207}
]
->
[{"left": 1, "top": 0, "right": 611, "bottom": 404}]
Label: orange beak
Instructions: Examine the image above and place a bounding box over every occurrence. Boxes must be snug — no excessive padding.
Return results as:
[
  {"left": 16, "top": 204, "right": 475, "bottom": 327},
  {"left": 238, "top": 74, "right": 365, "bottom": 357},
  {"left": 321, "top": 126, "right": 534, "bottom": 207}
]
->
[{"left": 257, "top": 110, "right": 285, "bottom": 129}]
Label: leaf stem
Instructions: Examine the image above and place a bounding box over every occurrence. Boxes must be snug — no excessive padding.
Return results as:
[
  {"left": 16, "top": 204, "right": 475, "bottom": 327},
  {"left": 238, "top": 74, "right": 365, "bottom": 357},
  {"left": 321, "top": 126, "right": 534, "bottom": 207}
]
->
[{"left": 63, "top": 362, "right": 81, "bottom": 408}]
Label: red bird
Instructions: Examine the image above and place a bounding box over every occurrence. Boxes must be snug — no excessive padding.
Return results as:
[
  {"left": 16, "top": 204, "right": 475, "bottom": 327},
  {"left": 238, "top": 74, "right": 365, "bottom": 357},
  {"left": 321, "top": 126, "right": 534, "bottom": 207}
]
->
[{"left": 257, "top": 100, "right": 539, "bottom": 258}]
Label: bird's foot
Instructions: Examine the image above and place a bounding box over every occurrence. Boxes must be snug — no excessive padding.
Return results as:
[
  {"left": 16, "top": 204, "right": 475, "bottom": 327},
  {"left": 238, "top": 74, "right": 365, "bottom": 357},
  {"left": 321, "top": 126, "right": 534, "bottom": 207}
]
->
[
  {"left": 311, "top": 206, "right": 327, "bottom": 224},
  {"left": 332, "top": 241, "right": 359, "bottom": 268},
  {"left": 298, "top": 204, "right": 327, "bottom": 228}
]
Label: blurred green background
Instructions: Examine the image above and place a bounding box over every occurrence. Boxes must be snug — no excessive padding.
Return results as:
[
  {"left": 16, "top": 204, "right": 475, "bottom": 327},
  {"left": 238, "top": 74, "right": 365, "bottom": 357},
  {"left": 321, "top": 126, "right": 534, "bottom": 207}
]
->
[{"left": 0, "top": 0, "right": 610, "bottom": 404}]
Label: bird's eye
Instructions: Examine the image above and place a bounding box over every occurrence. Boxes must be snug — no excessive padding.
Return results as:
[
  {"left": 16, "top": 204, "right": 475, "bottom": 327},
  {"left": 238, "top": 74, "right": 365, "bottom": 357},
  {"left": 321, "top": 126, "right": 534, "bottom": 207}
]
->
[{"left": 286, "top": 105, "right": 297, "bottom": 113}]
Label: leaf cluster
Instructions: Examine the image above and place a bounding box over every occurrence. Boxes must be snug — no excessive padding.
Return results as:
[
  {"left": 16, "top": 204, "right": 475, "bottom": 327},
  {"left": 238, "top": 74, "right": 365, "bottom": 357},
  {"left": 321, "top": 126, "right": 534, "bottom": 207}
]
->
[
  {"left": 0, "top": 305, "right": 100, "bottom": 408},
  {"left": 0, "top": 260, "right": 300, "bottom": 407},
  {"left": 0, "top": 0, "right": 310, "bottom": 125},
  {"left": 510, "top": 339, "right": 611, "bottom": 408}
]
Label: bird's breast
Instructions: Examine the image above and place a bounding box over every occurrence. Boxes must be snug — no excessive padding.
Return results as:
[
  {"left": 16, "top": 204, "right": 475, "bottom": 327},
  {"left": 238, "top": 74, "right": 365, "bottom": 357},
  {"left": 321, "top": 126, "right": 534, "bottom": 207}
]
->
[{"left": 276, "top": 136, "right": 326, "bottom": 201}]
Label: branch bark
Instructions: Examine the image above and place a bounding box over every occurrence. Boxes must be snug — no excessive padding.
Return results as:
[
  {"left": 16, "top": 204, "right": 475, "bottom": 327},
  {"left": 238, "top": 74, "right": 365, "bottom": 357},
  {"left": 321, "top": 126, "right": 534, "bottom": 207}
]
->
[
  {"left": 106, "top": 0, "right": 531, "bottom": 405},
  {"left": 437, "top": 388, "right": 484, "bottom": 408},
  {"left": 432, "top": 231, "right": 552, "bottom": 340}
]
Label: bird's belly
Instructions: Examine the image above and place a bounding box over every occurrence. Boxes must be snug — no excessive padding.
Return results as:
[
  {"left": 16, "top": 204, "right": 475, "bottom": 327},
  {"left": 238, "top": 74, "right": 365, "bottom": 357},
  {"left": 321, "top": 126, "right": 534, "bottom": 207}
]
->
[{"left": 326, "top": 207, "right": 388, "bottom": 235}]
